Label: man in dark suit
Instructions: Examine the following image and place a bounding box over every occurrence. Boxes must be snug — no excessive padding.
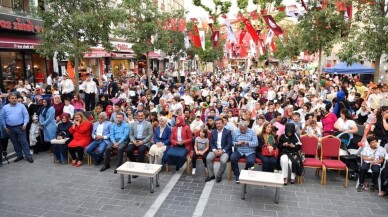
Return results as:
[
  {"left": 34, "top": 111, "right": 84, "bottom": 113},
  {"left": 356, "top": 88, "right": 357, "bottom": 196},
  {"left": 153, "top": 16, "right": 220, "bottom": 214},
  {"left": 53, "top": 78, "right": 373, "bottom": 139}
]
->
[{"left": 206, "top": 119, "right": 233, "bottom": 183}]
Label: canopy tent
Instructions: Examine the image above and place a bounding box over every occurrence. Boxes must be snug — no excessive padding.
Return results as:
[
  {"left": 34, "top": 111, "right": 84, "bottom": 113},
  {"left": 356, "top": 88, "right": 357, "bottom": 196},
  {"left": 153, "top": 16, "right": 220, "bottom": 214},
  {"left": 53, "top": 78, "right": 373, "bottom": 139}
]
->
[{"left": 323, "top": 62, "right": 375, "bottom": 74}]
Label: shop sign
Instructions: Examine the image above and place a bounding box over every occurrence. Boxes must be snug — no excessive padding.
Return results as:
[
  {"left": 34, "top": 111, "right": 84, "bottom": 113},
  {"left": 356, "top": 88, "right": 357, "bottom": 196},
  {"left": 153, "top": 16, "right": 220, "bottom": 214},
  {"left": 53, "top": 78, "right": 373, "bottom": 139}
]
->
[
  {"left": 0, "top": 13, "right": 43, "bottom": 33},
  {"left": 111, "top": 42, "right": 133, "bottom": 52}
]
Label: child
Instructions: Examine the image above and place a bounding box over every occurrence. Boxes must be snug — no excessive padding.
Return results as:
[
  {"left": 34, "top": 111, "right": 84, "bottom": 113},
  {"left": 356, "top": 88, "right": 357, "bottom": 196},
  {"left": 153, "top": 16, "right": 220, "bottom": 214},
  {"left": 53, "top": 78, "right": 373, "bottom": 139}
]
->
[
  {"left": 29, "top": 113, "right": 41, "bottom": 154},
  {"left": 71, "top": 94, "right": 85, "bottom": 113},
  {"left": 357, "top": 136, "right": 386, "bottom": 192},
  {"left": 63, "top": 98, "right": 75, "bottom": 119},
  {"left": 192, "top": 128, "right": 209, "bottom": 175}
]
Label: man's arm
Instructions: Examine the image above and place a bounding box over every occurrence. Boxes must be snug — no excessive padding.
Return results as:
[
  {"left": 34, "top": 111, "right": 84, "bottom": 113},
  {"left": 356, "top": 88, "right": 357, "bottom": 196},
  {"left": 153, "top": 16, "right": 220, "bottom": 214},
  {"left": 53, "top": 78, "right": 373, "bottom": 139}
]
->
[
  {"left": 224, "top": 130, "right": 233, "bottom": 153},
  {"left": 143, "top": 122, "right": 153, "bottom": 145},
  {"left": 109, "top": 124, "right": 116, "bottom": 143},
  {"left": 22, "top": 105, "right": 29, "bottom": 127},
  {"left": 129, "top": 123, "right": 135, "bottom": 142}
]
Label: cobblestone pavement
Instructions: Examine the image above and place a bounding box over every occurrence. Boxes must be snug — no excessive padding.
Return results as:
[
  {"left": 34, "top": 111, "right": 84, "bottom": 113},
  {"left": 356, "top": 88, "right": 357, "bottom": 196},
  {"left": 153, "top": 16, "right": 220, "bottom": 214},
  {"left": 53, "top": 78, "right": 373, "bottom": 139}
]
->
[{"left": 1, "top": 153, "right": 388, "bottom": 217}]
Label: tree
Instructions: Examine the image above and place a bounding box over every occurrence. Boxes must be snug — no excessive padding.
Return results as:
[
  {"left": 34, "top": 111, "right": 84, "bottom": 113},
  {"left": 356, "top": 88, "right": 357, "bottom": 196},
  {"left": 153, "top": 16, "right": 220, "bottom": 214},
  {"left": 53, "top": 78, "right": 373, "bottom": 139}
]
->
[
  {"left": 193, "top": 0, "right": 231, "bottom": 24},
  {"left": 193, "top": 30, "right": 225, "bottom": 68},
  {"left": 273, "top": 25, "right": 301, "bottom": 64},
  {"left": 338, "top": 1, "right": 388, "bottom": 83},
  {"left": 37, "top": 0, "right": 122, "bottom": 92},
  {"left": 296, "top": 1, "right": 347, "bottom": 93},
  {"left": 119, "top": 0, "right": 176, "bottom": 89}
]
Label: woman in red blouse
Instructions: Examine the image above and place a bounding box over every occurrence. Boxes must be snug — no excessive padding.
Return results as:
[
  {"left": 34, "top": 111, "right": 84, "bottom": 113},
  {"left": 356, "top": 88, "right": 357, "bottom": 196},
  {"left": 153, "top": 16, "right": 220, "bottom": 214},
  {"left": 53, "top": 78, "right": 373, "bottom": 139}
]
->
[
  {"left": 68, "top": 112, "right": 93, "bottom": 167},
  {"left": 166, "top": 116, "right": 192, "bottom": 171}
]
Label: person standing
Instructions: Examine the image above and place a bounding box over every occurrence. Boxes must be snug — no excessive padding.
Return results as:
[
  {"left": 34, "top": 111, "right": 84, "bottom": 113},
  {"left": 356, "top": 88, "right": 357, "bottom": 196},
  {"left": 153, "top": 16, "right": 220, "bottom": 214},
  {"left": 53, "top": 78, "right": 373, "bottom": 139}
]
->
[
  {"left": 60, "top": 74, "right": 75, "bottom": 101},
  {"left": 35, "top": 69, "right": 44, "bottom": 88},
  {"left": 39, "top": 98, "right": 57, "bottom": 152},
  {"left": 0, "top": 93, "right": 33, "bottom": 163},
  {"left": 81, "top": 73, "right": 98, "bottom": 111}
]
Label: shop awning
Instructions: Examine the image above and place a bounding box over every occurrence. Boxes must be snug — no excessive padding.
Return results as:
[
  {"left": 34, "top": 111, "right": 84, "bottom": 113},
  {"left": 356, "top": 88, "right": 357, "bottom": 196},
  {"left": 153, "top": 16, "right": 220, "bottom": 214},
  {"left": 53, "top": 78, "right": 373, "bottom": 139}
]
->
[
  {"left": 83, "top": 49, "right": 111, "bottom": 58},
  {"left": 0, "top": 36, "right": 41, "bottom": 49},
  {"left": 147, "top": 52, "right": 164, "bottom": 60}
]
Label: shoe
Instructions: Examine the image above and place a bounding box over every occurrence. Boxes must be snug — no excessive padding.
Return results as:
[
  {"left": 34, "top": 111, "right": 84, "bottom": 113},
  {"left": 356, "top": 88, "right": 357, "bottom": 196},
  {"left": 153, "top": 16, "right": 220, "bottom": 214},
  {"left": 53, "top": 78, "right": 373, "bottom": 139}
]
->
[
  {"left": 26, "top": 158, "right": 34, "bottom": 163},
  {"left": 100, "top": 165, "right": 111, "bottom": 172},
  {"left": 205, "top": 175, "right": 215, "bottom": 182},
  {"left": 284, "top": 178, "right": 288, "bottom": 185},
  {"left": 192, "top": 168, "right": 196, "bottom": 175},
  {"left": 235, "top": 177, "right": 240, "bottom": 184},
  {"left": 176, "top": 166, "right": 180, "bottom": 172},
  {"left": 378, "top": 191, "right": 386, "bottom": 197},
  {"left": 132, "top": 175, "right": 138, "bottom": 178},
  {"left": 290, "top": 179, "right": 295, "bottom": 184},
  {"left": 356, "top": 185, "right": 363, "bottom": 192},
  {"left": 114, "top": 169, "right": 117, "bottom": 174},
  {"left": 71, "top": 161, "right": 77, "bottom": 166},
  {"left": 13, "top": 156, "right": 23, "bottom": 162},
  {"left": 95, "top": 158, "right": 103, "bottom": 166},
  {"left": 216, "top": 176, "right": 222, "bottom": 183},
  {"left": 75, "top": 162, "right": 82, "bottom": 167}
]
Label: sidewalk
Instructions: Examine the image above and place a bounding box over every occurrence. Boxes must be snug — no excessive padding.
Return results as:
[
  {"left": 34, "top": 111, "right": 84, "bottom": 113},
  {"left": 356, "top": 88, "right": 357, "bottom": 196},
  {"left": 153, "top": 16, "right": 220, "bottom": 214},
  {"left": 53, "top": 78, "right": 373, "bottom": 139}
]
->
[{"left": 0, "top": 153, "right": 387, "bottom": 217}]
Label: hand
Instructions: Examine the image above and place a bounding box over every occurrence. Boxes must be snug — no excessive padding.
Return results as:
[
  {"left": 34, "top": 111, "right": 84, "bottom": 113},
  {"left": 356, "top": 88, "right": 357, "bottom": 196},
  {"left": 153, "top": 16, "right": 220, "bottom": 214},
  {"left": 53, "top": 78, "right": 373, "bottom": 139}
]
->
[
  {"left": 113, "top": 142, "right": 119, "bottom": 148},
  {"left": 138, "top": 140, "right": 144, "bottom": 145},
  {"left": 196, "top": 151, "right": 200, "bottom": 155},
  {"left": 283, "top": 142, "right": 288, "bottom": 147},
  {"left": 157, "top": 143, "right": 164, "bottom": 148},
  {"left": 4, "top": 128, "right": 10, "bottom": 134},
  {"left": 57, "top": 136, "right": 63, "bottom": 140},
  {"left": 22, "top": 125, "right": 26, "bottom": 131},
  {"left": 267, "top": 145, "right": 274, "bottom": 152},
  {"left": 56, "top": 116, "right": 60, "bottom": 122}
]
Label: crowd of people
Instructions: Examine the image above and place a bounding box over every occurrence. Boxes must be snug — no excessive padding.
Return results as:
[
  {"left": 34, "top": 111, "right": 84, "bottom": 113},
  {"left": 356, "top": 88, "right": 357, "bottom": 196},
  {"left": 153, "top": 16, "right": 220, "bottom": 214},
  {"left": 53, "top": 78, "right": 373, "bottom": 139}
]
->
[{"left": 0, "top": 67, "right": 387, "bottom": 196}]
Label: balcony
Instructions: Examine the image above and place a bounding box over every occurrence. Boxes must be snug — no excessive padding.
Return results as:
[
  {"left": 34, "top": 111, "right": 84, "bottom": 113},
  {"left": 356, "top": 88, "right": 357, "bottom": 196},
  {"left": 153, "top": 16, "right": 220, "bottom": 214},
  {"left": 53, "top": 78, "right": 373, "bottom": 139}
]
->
[{"left": 0, "top": 2, "right": 40, "bottom": 19}]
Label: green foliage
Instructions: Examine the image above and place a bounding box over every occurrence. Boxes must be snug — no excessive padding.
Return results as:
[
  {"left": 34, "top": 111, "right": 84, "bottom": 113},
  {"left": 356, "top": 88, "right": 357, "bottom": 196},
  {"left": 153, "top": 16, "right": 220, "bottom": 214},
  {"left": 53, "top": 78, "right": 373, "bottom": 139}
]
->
[
  {"left": 193, "top": 0, "right": 231, "bottom": 24},
  {"left": 297, "top": 2, "right": 347, "bottom": 56},
  {"left": 161, "top": 10, "right": 187, "bottom": 61},
  {"left": 37, "top": 0, "right": 122, "bottom": 60},
  {"left": 338, "top": 1, "right": 388, "bottom": 81},
  {"left": 273, "top": 25, "right": 301, "bottom": 61}
]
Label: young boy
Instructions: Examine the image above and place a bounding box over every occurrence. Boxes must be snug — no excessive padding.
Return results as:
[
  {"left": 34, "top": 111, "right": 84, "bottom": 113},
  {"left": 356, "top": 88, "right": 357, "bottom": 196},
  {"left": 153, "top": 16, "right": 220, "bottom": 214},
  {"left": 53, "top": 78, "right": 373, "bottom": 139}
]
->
[
  {"left": 63, "top": 98, "right": 75, "bottom": 119},
  {"left": 110, "top": 103, "right": 128, "bottom": 123},
  {"left": 289, "top": 112, "right": 303, "bottom": 135},
  {"left": 357, "top": 136, "right": 386, "bottom": 192}
]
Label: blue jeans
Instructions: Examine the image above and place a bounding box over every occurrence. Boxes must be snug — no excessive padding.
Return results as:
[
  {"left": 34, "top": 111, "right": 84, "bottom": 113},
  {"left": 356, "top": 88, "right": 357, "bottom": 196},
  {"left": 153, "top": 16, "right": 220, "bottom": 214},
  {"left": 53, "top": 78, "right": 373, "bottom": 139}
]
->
[
  {"left": 52, "top": 144, "right": 68, "bottom": 161},
  {"left": 230, "top": 151, "right": 256, "bottom": 177},
  {"left": 85, "top": 140, "right": 108, "bottom": 162},
  {"left": 8, "top": 125, "right": 31, "bottom": 159},
  {"left": 256, "top": 152, "right": 277, "bottom": 172}
]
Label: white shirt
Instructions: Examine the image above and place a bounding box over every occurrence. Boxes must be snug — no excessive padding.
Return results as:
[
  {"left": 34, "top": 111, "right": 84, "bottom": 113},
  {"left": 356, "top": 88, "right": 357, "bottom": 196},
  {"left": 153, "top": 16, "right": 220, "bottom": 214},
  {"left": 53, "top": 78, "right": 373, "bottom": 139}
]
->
[
  {"left": 63, "top": 104, "right": 75, "bottom": 118},
  {"left": 81, "top": 80, "right": 98, "bottom": 94},
  {"left": 47, "top": 76, "right": 53, "bottom": 86},
  {"left": 190, "top": 119, "right": 204, "bottom": 132},
  {"left": 96, "top": 123, "right": 104, "bottom": 137},
  {"left": 177, "top": 127, "right": 182, "bottom": 142},
  {"left": 60, "top": 79, "right": 75, "bottom": 94},
  {"left": 216, "top": 129, "right": 223, "bottom": 150}
]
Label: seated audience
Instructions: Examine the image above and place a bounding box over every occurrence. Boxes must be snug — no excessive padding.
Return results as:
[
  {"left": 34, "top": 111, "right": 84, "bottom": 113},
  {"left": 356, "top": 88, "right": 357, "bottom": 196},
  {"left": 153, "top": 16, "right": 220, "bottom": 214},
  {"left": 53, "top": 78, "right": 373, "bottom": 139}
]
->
[
  {"left": 149, "top": 116, "right": 171, "bottom": 165},
  {"left": 192, "top": 128, "right": 210, "bottom": 175},
  {"left": 257, "top": 122, "right": 278, "bottom": 172},
  {"left": 68, "top": 112, "right": 93, "bottom": 167},
  {"left": 167, "top": 116, "right": 192, "bottom": 171},
  {"left": 51, "top": 113, "right": 72, "bottom": 163}
]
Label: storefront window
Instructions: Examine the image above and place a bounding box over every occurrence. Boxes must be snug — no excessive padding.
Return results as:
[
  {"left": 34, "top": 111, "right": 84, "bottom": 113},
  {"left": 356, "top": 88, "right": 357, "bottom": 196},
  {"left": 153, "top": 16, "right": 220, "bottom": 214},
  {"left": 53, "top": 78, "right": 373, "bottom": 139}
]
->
[
  {"left": 0, "top": 51, "right": 24, "bottom": 91},
  {"left": 111, "top": 59, "right": 130, "bottom": 77}
]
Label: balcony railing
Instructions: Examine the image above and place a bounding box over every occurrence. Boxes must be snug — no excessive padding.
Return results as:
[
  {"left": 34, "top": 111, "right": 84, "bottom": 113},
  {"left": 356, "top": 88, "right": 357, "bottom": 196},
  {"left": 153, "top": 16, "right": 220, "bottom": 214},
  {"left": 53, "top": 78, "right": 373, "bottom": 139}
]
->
[{"left": 0, "top": 5, "right": 40, "bottom": 19}]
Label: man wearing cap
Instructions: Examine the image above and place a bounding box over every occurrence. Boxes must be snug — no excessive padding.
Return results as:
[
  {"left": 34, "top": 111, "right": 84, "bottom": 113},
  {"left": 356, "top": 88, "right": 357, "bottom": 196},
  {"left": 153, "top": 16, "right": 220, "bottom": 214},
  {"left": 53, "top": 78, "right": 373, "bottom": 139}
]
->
[
  {"left": 59, "top": 73, "right": 75, "bottom": 101},
  {"left": 190, "top": 112, "right": 204, "bottom": 134},
  {"left": 206, "top": 119, "right": 233, "bottom": 183},
  {"left": 231, "top": 121, "right": 258, "bottom": 183},
  {"left": 81, "top": 73, "right": 98, "bottom": 111}
]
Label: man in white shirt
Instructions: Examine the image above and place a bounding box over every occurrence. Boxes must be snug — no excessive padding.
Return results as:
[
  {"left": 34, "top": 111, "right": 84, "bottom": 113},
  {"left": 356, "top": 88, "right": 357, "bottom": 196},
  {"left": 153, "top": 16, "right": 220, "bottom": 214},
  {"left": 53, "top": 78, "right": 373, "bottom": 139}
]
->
[
  {"left": 59, "top": 74, "right": 75, "bottom": 101},
  {"left": 46, "top": 73, "right": 53, "bottom": 88},
  {"left": 190, "top": 114, "right": 204, "bottom": 134},
  {"left": 81, "top": 73, "right": 98, "bottom": 111}
]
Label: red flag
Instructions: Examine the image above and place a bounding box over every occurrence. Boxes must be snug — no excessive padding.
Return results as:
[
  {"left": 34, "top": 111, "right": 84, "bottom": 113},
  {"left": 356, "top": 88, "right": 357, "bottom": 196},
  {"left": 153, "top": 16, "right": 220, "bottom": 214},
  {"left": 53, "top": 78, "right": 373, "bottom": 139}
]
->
[
  {"left": 177, "top": 18, "right": 186, "bottom": 31},
  {"left": 211, "top": 31, "right": 219, "bottom": 48},
  {"left": 262, "top": 15, "right": 284, "bottom": 36},
  {"left": 321, "top": 0, "right": 328, "bottom": 9},
  {"left": 192, "top": 24, "right": 201, "bottom": 48},
  {"left": 270, "top": 40, "right": 276, "bottom": 53},
  {"left": 240, "top": 45, "right": 248, "bottom": 57},
  {"left": 239, "top": 30, "right": 247, "bottom": 44},
  {"left": 164, "top": 20, "right": 169, "bottom": 30},
  {"left": 249, "top": 11, "right": 259, "bottom": 20},
  {"left": 170, "top": 18, "right": 177, "bottom": 31},
  {"left": 346, "top": 2, "right": 352, "bottom": 19},
  {"left": 208, "top": 23, "right": 214, "bottom": 33},
  {"left": 242, "top": 17, "right": 259, "bottom": 43},
  {"left": 335, "top": 0, "right": 346, "bottom": 11}
]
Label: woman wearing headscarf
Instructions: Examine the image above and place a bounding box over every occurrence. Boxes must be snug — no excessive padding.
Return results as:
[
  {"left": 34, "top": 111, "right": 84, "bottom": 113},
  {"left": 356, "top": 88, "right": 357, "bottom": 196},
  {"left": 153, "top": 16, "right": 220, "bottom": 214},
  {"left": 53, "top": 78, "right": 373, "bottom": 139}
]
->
[
  {"left": 39, "top": 98, "right": 57, "bottom": 151},
  {"left": 166, "top": 116, "right": 192, "bottom": 171},
  {"left": 278, "top": 123, "right": 302, "bottom": 185},
  {"left": 51, "top": 113, "right": 72, "bottom": 163},
  {"left": 105, "top": 105, "right": 114, "bottom": 119},
  {"left": 149, "top": 116, "right": 172, "bottom": 165},
  {"left": 68, "top": 112, "right": 93, "bottom": 167},
  {"left": 52, "top": 95, "right": 64, "bottom": 122}
]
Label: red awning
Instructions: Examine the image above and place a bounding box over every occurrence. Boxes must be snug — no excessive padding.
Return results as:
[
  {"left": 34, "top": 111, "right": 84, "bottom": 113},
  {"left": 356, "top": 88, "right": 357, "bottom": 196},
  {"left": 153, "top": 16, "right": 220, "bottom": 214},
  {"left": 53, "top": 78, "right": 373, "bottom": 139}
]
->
[
  {"left": 0, "top": 36, "right": 41, "bottom": 49},
  {"left": 83, "top": 49, "right": 111, "bottom": 58},
  {"left": 147, "top": 52, "right": 165, "bottom": 60}
]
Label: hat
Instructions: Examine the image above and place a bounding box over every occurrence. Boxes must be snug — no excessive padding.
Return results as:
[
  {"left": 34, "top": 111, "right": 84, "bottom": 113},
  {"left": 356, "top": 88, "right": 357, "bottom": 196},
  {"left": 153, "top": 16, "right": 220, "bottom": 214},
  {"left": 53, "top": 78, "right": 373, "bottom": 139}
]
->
[
  {"left": 195, "top": 111, "right": 201, "bottom": 117},
  {"left": 200, "top": 102, "right": 208, "bottom": 109}
]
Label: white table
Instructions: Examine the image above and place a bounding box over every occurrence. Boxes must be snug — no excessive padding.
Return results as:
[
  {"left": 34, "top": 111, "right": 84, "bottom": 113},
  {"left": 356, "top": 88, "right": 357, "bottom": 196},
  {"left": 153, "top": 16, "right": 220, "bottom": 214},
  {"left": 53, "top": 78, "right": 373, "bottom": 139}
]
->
[
  {"left": 239, "top": 170, "right": 284, "bottom": 203},
  {"left": 116, "top": 161, "right": 162, "bottom": 193}
]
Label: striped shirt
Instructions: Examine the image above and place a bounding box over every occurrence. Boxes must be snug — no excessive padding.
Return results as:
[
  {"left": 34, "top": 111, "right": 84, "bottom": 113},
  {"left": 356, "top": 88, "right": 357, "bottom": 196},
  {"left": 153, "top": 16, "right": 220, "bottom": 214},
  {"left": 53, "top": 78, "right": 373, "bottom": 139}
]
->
[{"left": 232, "top": 128, "right": 258, "bottom": 156}]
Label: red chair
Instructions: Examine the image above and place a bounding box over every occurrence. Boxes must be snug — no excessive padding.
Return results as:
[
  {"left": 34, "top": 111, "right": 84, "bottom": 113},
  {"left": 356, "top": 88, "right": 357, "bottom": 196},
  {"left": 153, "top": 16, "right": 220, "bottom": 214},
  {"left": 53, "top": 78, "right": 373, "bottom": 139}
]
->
[
  {"left": 321, "top": 136, "right": 348, "bottom": 187},
  {"left": 299, "top": 135, "right": 323, "bottom": 184}
]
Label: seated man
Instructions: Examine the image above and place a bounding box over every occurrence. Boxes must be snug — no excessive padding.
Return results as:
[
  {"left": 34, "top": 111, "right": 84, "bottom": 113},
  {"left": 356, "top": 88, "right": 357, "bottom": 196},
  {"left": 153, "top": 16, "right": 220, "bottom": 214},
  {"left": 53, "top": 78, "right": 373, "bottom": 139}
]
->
[
  {"left": 100, "top": 113, "right": 130, "bottom": 173},
  {"left": 126, "top": 111, "right": 153, "bottom": 166},
  {"left": 231, "top": 121, "right": 258, "bottom": 184},
  {"left": 357, "top": 136, "right": 386, "bottom": 192},
  {"left": 85, "top": 112, "right": 112, "bottom": 166},
  {"left": 206, "top": 119, "right": 233, "bottom": 183}
]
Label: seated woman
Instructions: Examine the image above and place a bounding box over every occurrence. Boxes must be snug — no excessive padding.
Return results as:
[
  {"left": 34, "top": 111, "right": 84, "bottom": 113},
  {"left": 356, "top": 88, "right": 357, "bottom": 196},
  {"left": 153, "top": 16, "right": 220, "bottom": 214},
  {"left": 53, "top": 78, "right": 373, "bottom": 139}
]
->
[
  {"left": 279, "top": 123, "right": 302, "bottom": 185},
  {"left": 302, "top": 119, "right": 323, "bottom": 138},
  {"left": 257, "top": 122, "right": 278, "bottom": 172},
  {"left": 149, "top": 117, "right": 171, "bottom": 165},
  {"left": 166, "top": 116, "right": 192, "bottom": 171},
  {"left": 51, "top": 113, "right": 73, "bottom": 163},
  {"left": 334, "top": 108, "right": 358, "bottom": 139},
  {"left": 68, "top": 112, "right": 93, "bottom": 167}
]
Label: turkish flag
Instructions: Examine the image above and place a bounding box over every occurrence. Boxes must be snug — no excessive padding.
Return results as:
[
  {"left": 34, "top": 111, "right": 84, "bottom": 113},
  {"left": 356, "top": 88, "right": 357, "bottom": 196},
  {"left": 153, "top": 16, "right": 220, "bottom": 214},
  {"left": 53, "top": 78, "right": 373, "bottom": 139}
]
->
[
  {"left": 239, "top": 30, "right": 247, "bottom": 44},
  {"left": 346, "top": 2, "right": 353, "bottom": 19},
  {"left": 211, "top": 30, "right": 219, "bottom": 48},
  {"left": 208, "top": 23, "right": 214, "bottom": 33},
  {"left": 170, "top": 18, "right": 177, "bottom": 31},
  {"left": 178, "top": 18, "right": 186, "bottom": 31},
  {"left": 270, "top": 40, "right": 276, "bottom": 53},
  {"left": 164, "top": 20, "right": 169, "bottom": 30},
  {"left": 242, "top": 17, "right": 259, "bottom": 43},
  {"left": 262, "top": 15, "right": 284, "bottom": 36},
  {"left": 321, "top": 0, "right": 328, "bottom": 9},
  {"left": 192, "top": 24, "right": 201, "bottom": 48}
]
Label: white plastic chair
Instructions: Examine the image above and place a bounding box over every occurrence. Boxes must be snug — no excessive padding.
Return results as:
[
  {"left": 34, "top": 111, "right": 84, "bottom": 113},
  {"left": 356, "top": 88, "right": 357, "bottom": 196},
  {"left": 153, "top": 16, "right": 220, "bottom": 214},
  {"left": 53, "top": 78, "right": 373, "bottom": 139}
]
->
[{"left": 356, "top": 151, "right": 388, "bottom": 192}]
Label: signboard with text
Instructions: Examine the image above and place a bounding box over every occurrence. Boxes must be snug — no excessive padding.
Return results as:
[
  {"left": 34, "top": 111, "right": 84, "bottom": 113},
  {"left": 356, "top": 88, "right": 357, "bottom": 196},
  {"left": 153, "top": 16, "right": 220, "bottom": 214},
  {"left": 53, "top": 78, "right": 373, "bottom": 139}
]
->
[{"left": 0, "top": 13, "right": 43, "bottom": 33}]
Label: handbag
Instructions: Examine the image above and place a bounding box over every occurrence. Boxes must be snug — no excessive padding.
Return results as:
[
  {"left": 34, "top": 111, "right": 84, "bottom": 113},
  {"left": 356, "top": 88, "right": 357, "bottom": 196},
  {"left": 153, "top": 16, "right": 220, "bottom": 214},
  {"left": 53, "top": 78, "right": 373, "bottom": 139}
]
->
[{"left": 261, "top": 135, "right": 279, "bottom": 158}]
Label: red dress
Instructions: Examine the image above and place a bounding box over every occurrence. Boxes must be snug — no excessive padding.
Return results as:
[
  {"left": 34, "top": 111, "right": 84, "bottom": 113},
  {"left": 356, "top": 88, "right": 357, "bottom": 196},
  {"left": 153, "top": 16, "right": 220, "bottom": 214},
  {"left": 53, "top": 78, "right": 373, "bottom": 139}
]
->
[{"left": 68, "top": 121, "right": 93, "bottom": 148}]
